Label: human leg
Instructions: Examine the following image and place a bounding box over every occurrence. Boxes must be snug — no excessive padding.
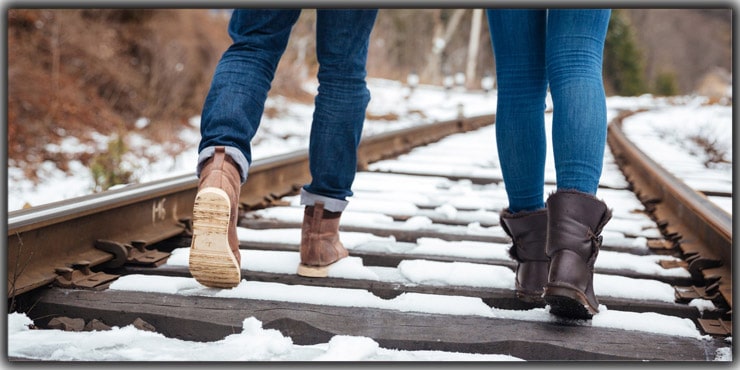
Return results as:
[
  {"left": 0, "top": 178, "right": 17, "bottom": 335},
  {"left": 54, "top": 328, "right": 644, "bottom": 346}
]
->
[
  {"left": 191, "top": 10, "right": 300, "bottom": 288},
  {"left": 198, "top": 9, "right": 301, "bottom": 182},
  {"left": 297, "top": 9, "right": 378, "bottom": 277},
  {"left": 543, "top": 9, "right": 612, "bottom": 318},
  {"left": 486, "top": 9, "right": 550, "bottom": 303},
  {"left": 546, "top": 9, "right": 611, "bottom": 194},
  {"left": 486, "top": 9, "right": 548, "bottom": 214},
  {"left": 301, "top": 9, "right": 378, "bottom": 210}
]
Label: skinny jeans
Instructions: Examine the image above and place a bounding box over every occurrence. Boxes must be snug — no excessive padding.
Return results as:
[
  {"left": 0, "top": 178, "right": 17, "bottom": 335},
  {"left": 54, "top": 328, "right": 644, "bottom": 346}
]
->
[{"left": 486, "top": 9, "right": 611, "bottom": 213}]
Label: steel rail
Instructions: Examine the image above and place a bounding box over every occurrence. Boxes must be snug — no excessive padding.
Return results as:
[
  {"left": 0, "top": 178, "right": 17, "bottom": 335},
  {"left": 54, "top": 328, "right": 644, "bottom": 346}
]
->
[
  {"left": 607, "top": 111, "right": 732, "bottom": 311},
  {"left": 7, "top": 114, "right": 495, "bottom": 297}
]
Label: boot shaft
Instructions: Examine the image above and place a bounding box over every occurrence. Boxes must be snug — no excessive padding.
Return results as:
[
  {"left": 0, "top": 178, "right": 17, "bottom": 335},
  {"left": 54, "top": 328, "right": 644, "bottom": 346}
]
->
[
  {"left": 500, "top": 208, "right": 549, "bottom": 303},
  {"left": 199, "top": 147, "right": 241, "bottom": 197},
  {"left": 546, "top": 190, "right": 612, "bottom": 260},
  {"left": 499, "top": 208, "right": 548, "bottom": 262},
  {"left": 300, "top": 202, "right": 348, "bottom": 267}
]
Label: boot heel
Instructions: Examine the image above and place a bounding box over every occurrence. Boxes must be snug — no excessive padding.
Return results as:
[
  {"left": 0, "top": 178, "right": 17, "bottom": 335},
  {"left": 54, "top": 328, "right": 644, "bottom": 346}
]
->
[
  {"left": 189, "top": 187, "right": 241, "bottom": 288},
  {"left": 296, "top": 264, "right": 330, "bottom": 278},
  {"left": 544, "top": 250, "right": 598, "bottom": 319},
  {"left": 543, "top": 284, "right": 596, "bottom": 319}
]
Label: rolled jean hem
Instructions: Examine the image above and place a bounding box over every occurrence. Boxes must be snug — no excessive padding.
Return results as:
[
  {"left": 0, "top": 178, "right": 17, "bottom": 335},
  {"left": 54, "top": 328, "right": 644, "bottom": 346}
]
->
[
  {"left": 197, "top": 145, "right": 249, "bottom": 184},
  {"left": 299, "top": 188, "right": 348, "bottom": 212}
]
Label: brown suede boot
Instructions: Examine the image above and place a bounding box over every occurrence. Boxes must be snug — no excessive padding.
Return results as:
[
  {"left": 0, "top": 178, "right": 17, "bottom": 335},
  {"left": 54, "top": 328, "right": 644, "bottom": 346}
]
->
[
  {"left": 543, "top": 190, "right": 612, "bottom": 319},
  {"left": 500, "top": 208, "right": 549, "bottom": 305},
  {"left": 297, "top": 201, "right": 349, "bottom": 277},
  {"left": 189, "top": 146, "right": 242, "bottom": 288}
]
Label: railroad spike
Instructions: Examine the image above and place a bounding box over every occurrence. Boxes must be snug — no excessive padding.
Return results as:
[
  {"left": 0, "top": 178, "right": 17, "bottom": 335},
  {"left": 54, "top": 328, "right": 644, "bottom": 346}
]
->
[
  {"left": 54, "top": 267, "right": 74, "bottom": 282},
  {"left": 127, "top": 241, "right": 170, "bottom": 267},
  {"left": 53, "top": 263, "right": 118, "bottom": 290}
]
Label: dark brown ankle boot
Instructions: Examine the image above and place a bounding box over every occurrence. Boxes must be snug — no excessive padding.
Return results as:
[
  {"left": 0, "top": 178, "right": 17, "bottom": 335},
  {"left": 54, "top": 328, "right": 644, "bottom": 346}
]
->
[
  {"left": 500, "top": 208, "right": 549, "bottom": 305},
  {"left": 189, "top": 146, "right": 242, "bottom": 288},
  {"left": 297, "top": 201, "right": 349, "bottom": 277},
  {"left": 543, "top": 190, "right": 611, "bottom": 319}
]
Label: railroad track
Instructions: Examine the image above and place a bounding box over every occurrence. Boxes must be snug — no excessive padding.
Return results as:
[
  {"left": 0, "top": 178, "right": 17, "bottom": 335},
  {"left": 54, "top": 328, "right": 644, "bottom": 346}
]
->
[{"left": 7, "top": 112, "right": 732, "bottom": 361}]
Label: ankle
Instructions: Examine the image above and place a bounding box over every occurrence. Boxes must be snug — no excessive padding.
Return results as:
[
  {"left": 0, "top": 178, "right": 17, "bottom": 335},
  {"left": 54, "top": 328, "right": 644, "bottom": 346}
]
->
[{"left": 304, "top": 205, "right": 341, "bottom": 219}]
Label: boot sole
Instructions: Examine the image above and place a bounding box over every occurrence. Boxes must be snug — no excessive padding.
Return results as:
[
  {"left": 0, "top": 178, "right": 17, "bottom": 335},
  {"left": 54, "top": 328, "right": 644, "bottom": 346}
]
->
[
  {"left": 296, "top": 258, "right": 347, "bottom": 278},
  {"left": 516, "top": 291, "right": 546, "bottom": 306},
  {"left": 543, "top": 285, "right": 598, "bottom": 320},
  {"left": 296, "top": 264, "right": 329, "bottom": 278},
  {"left": 189, "top": 187, "right": 241, "bottom": 288}
]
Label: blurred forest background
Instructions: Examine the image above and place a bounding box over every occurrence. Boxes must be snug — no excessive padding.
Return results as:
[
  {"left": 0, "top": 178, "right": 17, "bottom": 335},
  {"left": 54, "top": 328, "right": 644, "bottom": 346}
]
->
[{"left": 7, "top": 8, "right": 732, "bottom": 184}]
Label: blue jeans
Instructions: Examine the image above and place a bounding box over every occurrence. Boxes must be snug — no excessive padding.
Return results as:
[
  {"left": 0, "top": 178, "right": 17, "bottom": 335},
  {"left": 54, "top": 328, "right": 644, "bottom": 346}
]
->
[
  {"left": 198, "top": 9, "right": 378, "bottom": 212},
  {"left": 486, "top": 9, "right": 611, "bottom": 213}
]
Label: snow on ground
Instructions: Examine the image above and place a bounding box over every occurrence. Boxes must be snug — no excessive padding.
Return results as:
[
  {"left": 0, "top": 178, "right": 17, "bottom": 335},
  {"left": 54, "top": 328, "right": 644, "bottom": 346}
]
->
[
  {"left": 8, "top": 311, "right": 521, "bottom": 362},
  {"left": 618, "top": 95, "right": 732, "bottom": 215},
  {"left": 6, "top": 79, "right": 733, "bottom": 361},
  {"left": 8, "top": 81, "right": 731, "bottom": 215},
  {"left": 7, "top": 79, "right": 494, "bottom": 211}
]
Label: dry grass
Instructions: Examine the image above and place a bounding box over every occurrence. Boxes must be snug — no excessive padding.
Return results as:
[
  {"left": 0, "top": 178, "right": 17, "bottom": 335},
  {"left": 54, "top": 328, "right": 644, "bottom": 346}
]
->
[
  {"left": 7, "top": 9, "right": 334, "bottom": 181},
  {"left": 8, "top": 9, "right": 232, "bottom": 175}
]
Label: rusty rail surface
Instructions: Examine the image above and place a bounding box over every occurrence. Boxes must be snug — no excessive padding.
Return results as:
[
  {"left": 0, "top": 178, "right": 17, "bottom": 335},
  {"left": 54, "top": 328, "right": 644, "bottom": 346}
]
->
[
  {"left": 7, "top": 114, "right": 495, "bottom": 298},
  {"left": 607, "top": 111, "right": 733, "bottom": 319}
]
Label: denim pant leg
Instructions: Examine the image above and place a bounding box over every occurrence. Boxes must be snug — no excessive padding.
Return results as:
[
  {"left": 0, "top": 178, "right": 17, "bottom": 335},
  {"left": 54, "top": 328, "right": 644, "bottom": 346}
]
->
[
  {"left": 301, "top": 9, "right": 378, "bottom": 212},
  {"left": 486, "top": 9, "right": 549, "bottom": 213},
  {"left": 547, "top": 9, "right": 611, "bottom": 195},
  {"left": 197, "top": 10, "right": 301, "bottom": 183}
]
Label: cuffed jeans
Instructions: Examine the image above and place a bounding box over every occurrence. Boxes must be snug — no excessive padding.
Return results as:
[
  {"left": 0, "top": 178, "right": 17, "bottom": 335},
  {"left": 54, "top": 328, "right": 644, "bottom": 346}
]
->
[
  {"left": 486, "top": 9, "right": 611, "bottom": 213},
  {"left": 198, "top": 9, "right": 378, "bottom": 212}
]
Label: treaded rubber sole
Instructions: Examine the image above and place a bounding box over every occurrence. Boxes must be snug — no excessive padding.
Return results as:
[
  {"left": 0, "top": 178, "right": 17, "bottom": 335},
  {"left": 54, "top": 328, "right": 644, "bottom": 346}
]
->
[
  {"left": 543, "top": 285, "right": 597, "bottom": 320},
  {"left": 189, "top": 187, "right": 241, "bottom": 289}
]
